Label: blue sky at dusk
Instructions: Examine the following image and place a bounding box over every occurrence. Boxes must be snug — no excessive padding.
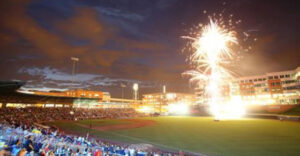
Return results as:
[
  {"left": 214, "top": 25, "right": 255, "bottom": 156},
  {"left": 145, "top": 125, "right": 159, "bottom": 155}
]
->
[{"left": 0, "top": 0, "right": 299, "bottom": 97}]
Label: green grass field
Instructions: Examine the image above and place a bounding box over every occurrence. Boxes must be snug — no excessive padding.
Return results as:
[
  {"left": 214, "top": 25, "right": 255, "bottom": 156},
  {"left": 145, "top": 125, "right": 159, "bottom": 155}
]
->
[
  {"left": 52, "top": 117, "right": 300, "bottom": 156},
  {"left": 77, "top": 119, "right": 133, "bottom": 126},
  {"left": 283, "top": 106, "right": 300, "bottom": 116}
]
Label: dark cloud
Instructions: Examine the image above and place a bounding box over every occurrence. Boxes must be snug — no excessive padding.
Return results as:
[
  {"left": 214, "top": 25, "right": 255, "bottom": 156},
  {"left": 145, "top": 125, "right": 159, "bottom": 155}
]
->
[
  {"left": 55, "top": 7, "right": 110, "bottom": 46},
  {"left": 0, "top": 0, "right": 176, "bottom": 97},
  {"left": 0, "top": 0, "right": 299, "bottom": 97},
  {"left": 18, "top": 66, "right": 160, "bottom": 96}
]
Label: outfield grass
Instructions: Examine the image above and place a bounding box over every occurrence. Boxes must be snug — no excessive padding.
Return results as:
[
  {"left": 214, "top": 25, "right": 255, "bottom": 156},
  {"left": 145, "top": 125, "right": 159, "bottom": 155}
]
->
[
  {"left": 77, "top": 119, "right": 132, "bottom": 127},
  {"left": 283, "top": 106, "right": 300, "bottom": 116},
  {"left": 52, "top": 117, "right": 300, "bottom": 156}
]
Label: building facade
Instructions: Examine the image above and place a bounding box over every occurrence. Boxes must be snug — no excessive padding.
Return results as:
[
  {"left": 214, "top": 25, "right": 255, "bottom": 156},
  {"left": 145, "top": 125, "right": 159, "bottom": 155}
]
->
[
  {"left": 33, "top": 89, "right": 104, "bottom": 99},
  {"left": 195, "top": 67, "right": 300, "bottom": 106},
  {"left": 232, "top": 67, "right": 300, "bottom": 105},
  {"left": 33, "top": 89, "right": 141, "bottom": 108},
  {"left": 142, "top": 92, "right": 196, "bottom": 113},
  {"left": 65, "top": 89, "right": 103, "bottom": 99}
]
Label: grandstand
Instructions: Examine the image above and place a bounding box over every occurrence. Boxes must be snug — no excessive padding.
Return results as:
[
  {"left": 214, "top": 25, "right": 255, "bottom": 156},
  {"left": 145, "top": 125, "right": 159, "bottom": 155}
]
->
[
  {"left": 1, "top": 81, "right": 300, "bottom": 156},
  {"left": 0, "top": 81, "right": 184, "bottom": 156}
]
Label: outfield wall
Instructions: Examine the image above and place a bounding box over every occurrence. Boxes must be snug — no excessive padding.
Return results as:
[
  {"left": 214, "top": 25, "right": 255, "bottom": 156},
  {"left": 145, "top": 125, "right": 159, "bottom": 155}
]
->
[{"left": 247, "top": 104, "right": 298, "bottom": 113}]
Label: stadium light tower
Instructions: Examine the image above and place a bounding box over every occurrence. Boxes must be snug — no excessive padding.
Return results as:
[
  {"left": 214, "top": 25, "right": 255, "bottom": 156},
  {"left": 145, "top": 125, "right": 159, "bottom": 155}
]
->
[
  {"left": 71, "top": 57, "right": 79, "bottom": 89},
  {"left": 133, "top": 83, "right": 139, "bottom": 101},
  {"left": 161, "top": 85, "right": 166, "bottom": 113},
  {"left": 120, "top": 83, "right": 126, "bottom": 104}
]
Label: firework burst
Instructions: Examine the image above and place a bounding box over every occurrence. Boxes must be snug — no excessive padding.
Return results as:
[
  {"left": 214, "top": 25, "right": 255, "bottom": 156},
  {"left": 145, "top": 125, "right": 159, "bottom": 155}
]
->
[{"left": 183, "top": 13, "right": 248, "bottom": 120}]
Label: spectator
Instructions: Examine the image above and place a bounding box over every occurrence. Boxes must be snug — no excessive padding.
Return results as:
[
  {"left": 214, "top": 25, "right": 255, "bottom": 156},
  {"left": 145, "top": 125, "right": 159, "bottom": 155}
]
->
[
  {"left": 17, "top": 149, "right": 26, "bottom": 156},
  {"left": 11, "top": 139, "right": 22, "bottom": 156},
  {"left": 93, "top": 148, "right": 102, "bottom": 156},
  {"left": 0, "top": 107, "right": 183, "bottom": 156},
  {"left": 24, "top": 136, "right": 34, "bottom": 153}
]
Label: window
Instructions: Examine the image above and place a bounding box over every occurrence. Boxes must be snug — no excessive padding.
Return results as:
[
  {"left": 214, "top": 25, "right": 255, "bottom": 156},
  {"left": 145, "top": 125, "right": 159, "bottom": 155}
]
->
[
  {"left": 249, "top": 80, "right": 253, "bottom": 82},
  {"left": 258, "top": 78, "right": 262, "bottom": 81},
  {"left": 285, "top": 80, "right": 296, "bottom": 84},
  {"left": 280, "top": 75, "right": 284, "bottom": 78},
  {"left": 276, "top": 82, "right": 281, "bottom": 85},
  {"left": 268, "top": 76, "right": 273, "bottom": 79},
  {"left": 263, "top": 78, "right": 266, "bottom": 81},
  {"left": 286, "top": 86, "right": 300, "bottom": 90},
  {"left": 254, "top": 79, "right": 257, "bottom": 82},
  {"left": 274, "top": 75, "right": 278, "bottom": 79},
  {"left": 285, "top": 75, "right": 290, "bottom": 78}
]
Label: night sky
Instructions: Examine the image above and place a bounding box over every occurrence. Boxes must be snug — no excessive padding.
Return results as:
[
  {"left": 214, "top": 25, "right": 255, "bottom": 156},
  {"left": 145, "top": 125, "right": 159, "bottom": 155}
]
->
[{"left": 0, "top": 0, "right": 299, "bottom": 98}]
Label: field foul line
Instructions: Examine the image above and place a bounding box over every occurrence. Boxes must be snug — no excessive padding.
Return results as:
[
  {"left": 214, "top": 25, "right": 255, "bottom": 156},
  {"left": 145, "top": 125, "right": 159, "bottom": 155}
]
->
[{"left": 97, "top": 130, "right": 205, "bottom": 156}]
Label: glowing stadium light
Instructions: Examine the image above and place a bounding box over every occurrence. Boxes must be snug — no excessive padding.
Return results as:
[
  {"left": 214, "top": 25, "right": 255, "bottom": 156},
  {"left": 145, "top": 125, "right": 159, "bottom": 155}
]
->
[
  {"left": 133, "top": 83, "right": 138, "bottom": 91},
  {"left": 213, "top": 96, "right": 246, "bottom": 120},
  {"left": 71, "top": 57, "right": 79, "bottom": 61},
  {"left": 137, "top": 106, "right": 154, "bottom": 113},
  {"left": 133, "top": 83, "right": 139, "bottom": 100}
]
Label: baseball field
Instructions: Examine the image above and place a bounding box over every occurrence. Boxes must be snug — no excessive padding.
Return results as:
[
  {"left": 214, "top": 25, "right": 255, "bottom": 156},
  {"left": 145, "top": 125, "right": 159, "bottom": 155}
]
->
[{"left": 52, "top": 116, "right": 300, "bottom": 156}]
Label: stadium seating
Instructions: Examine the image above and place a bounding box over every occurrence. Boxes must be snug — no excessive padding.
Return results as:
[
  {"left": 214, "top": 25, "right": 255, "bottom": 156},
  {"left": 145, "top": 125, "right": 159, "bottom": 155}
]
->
[{"left": 0, "top": 108, "right": 182, "bottom": 156}]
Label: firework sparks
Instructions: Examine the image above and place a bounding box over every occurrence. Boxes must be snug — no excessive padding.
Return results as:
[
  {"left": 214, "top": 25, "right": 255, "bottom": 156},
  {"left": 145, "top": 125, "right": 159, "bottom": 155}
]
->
[{"left": 183, "top": 15, "right": 246, "bottom": 120}]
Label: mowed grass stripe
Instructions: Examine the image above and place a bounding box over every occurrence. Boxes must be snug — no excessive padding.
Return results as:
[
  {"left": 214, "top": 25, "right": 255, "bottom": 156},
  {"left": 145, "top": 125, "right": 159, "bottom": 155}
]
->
[
  {"left": 78, "top": 119, "right": 132, "bottom": 127},
  {"left": 53, "top": 116, "right": 300, "bottom": 156}
]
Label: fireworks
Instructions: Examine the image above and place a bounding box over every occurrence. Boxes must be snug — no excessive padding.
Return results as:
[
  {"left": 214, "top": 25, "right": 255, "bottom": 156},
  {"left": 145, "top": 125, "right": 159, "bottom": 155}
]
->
[{"left": 183, "top": 14, "right": 246, "bottom": 120}]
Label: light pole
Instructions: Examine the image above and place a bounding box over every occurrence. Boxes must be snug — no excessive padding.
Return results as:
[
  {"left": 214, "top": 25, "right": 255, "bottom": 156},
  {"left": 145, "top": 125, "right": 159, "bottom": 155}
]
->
[
  {"left": 71, "top": 57, "right": 79, "bottom": 90},
  {"left": 133, "top": 83, "right": 139, "bottom": 101},
  {"left": 161, "top": 85, "right": 166, "bottom": 114},
  {"left": 121, "top": 83, "right": 126, "bottom": 107}
]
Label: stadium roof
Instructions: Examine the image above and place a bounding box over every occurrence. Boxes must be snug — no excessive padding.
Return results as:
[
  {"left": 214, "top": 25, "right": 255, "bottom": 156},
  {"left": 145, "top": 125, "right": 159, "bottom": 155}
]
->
[
  {"left": 0, "top": 81, "right": 98, "bottom": 105},
  {"left": 0, "top": 80, "right": 25, "bottom": 93}
]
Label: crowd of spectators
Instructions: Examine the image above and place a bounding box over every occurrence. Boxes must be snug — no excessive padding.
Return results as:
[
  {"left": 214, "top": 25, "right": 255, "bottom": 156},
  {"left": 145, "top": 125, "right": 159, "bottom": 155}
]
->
[
  {"left": 0, "top": 123, "right": 182, "bottom": 156},
  {"left": 0, "top": 108, "right": 186, "bottom": 156},
  {"left": 0, "top": 108, "right": 144, "bottom": 126},
  {"left": 74, "top": 108, "right": 144, "bottom": 120}
]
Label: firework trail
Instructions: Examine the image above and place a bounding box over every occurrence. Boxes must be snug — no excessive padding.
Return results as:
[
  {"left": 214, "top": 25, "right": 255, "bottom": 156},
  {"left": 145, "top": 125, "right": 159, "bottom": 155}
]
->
[{"left": 183, "top": 13, "right": 250, "bottom": 120}]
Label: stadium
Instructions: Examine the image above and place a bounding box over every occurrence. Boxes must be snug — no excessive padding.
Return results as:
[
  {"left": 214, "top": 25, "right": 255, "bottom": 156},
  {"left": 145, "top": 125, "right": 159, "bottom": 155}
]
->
[
  {"left": 0, "top": 80, "right": 300, "bottom": 156},
  {"left": 1, "top": 1, "right": 300, "bottom": 156}
]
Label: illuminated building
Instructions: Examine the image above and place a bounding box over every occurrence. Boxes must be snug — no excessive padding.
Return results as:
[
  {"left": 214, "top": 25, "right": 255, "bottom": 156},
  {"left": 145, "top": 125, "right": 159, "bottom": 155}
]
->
[
  {"left": 195, "top": 67, "right": 300, "bottom": 106},
  {"left": 0, "top": 82, "right": 142, "bottom": 109},
  {"left": 33, "top": 89, "right": 103, "bottom": 108},
  {"left": 102, "top": 92, "right": 111, "bottom": 102},
  {"left": 195, "top": 84, "right": 231, "bottom": 105},
  {"left": 32, "top": 90, "right": 68, "bottom": 97},
  {"left": 33, "top": 89, "right": 104, "bottom": 99},
  {"left": 142, "top": 92, "right": 196, "bottom": 113},
  {"left": 232, "top": 66, "right": 300, "bottom": 105},
  {"left": 65, "top": 89, "right": 103, "bottom": 99}
]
